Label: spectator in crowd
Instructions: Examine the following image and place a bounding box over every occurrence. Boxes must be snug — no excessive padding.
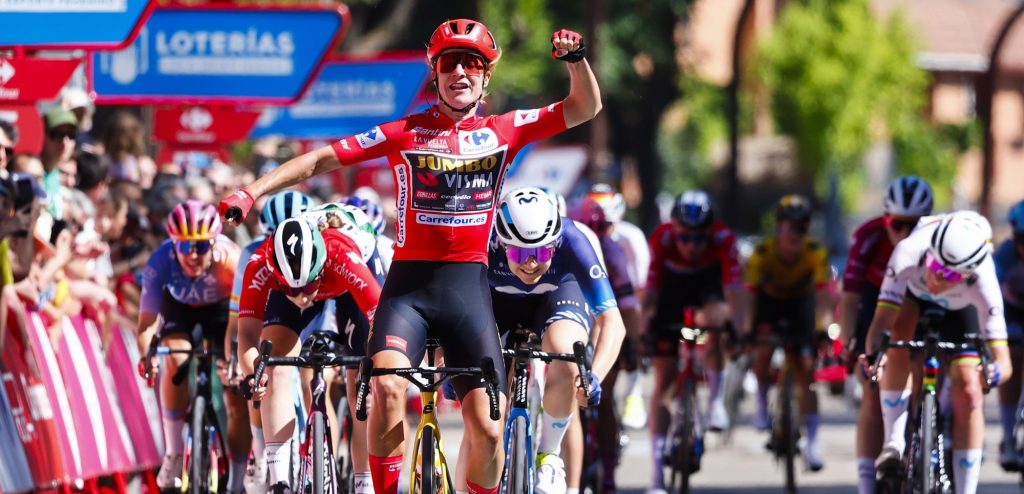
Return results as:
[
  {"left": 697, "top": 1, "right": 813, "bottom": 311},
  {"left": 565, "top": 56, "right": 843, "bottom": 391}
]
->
[
  {"left": 0, "top": 119, "right": 16, "bottom": 177},
  {"left": 75, "top": 150, "right": 112, "bottom": 202},
  {"left": 41, "top": 107, "right": 78, "bottom": 220},
  {"left": 102, "top": 111, "right": 156, "bottom": 188},
  {"left": 61, "top": 87, "right": 96, "bottom": 148}
]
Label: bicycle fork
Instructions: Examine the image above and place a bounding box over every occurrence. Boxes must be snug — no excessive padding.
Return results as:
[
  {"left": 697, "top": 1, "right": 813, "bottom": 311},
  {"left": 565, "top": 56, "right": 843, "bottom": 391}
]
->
[{"left": 412, "top": 391, "right": 449, "bottom": 494}]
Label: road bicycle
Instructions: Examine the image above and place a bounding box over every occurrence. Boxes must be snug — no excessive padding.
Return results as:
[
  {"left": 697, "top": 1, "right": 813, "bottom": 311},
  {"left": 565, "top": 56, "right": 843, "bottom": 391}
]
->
[
  {"left": 500, "top": 329, "right": 590, "bottom": 494},
  {"left": 144, "top": 334, "right": 229, "bottom": 494},
  {"left": 254, "top": 331, "right": 363, "bottom": 494},
  {"left": 354, "top": 339, "right": 501, "bottom": 494},
  {"left": 662, "top": 307, "right": 707, "bottom": 494},
  {"left": 871, "top": 326, "right": 993, "bottom": 494}
]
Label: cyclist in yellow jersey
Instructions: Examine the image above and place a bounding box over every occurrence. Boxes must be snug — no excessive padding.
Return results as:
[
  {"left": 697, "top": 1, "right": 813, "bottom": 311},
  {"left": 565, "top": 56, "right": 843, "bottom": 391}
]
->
[{"left": 742, "top": 194, "right": 833, "bottom": 471}]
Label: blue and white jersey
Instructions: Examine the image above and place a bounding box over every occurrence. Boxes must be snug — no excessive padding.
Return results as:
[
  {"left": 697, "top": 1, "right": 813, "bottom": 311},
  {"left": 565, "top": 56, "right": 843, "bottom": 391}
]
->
[
  {"left": 229, "top": 235, "right": 265, "bottom": 316},
  {"left": 488, "top": 219, "right": 619, "bottom": 315}
]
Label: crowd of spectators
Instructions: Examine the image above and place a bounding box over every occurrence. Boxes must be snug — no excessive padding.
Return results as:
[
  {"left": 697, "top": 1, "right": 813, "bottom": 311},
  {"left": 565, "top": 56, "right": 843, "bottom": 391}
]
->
[{"left": 0, "top": 90, "right": 342, "bottom": 349}]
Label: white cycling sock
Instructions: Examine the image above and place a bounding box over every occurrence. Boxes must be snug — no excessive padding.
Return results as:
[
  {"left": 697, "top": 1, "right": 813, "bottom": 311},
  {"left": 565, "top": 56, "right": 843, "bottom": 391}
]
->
[
  {"left": 229, "top": 454, "right": 247, "bottom": 492},
  {"left": 354, "top": 473, "right": 374, "bottom": 494},
  {"left": 953, "top": 449, "right": 982, "bottom": 494},
  {"left": 651, "top": 434, "right": 666, "bottom": 488},
  {"left": 566, "top": 489, "right": 579, "bottom": 494},
  {"left": 250, "top": 425, "right": 265, "bottom": 462},
  {"left": 537, "top": 411, "right": 573, "bottom": 456},
  {"left": 162, "top": 409, "right": 186, "bottom": 456},
  {"left": 624, "top": 370, "right": 642, "bottom": 397},
  {"left": 803, "top": 414, "right": 820, "bottom": 448},
  {"left": 880, "top": 389, "right": 911, "bottom": 453},
  {"left": 857, "top": 457, "right": 875, "bottom": 494},
  {"left": 1001, "top": 404, "right": 1017, "bottom": 443},
  {"left": 706, "top": 370, "right": 723, "bottom": 409},
  {"left": 266, "top": 440, "right": 292, "bottom": 486}
]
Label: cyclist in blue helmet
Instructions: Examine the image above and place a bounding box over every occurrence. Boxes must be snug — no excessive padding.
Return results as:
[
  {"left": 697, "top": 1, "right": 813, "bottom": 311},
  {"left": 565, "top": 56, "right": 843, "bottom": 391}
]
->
[{"left": 996, "top": 199, "right": 1024, "bottom": 470}]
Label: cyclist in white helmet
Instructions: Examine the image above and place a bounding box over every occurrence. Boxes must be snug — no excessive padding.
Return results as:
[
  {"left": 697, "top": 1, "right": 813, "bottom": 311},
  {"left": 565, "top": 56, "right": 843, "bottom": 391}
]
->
[
  {"left": 586, "top": 183, "right": 650, "bottom": 430},
  {"left": 229, "top": 190, "right": 317, "bottom": 494},
  {"left": 487, "top": 187, "right": 627, "bottom": 494},
  {"left": 841, "top": 175, "right": 933, "bottom": 493},
  {"left": 869, "top": 211, "right": 1010, "bottom": 494}
]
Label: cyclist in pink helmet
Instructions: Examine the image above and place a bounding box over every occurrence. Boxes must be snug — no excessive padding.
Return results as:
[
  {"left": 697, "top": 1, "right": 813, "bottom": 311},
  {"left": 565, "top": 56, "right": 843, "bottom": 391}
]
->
[{"left": 136, "top": 200, "right": 248, "bottom": 492}]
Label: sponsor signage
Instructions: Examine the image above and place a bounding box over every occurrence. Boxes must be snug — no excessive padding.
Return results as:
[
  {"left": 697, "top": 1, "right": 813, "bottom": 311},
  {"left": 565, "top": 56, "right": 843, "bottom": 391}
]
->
[
  {"left": 89, "top": 5, "right": 348, "bottom": 105},
  {"left": 0, "top": 0, "right": 154, "bottom": 49},
  {"left": 251, "top": 55, "right": 429, "bottom": 139},
  {"left": 0, "top": 57, "right": 81, "bottom": 103},
  {"left": 0, "top": 105, "right": 43, "bottom": 154},
  {"left": 153, "top": 106, "right": 261, "bottom": 145}
]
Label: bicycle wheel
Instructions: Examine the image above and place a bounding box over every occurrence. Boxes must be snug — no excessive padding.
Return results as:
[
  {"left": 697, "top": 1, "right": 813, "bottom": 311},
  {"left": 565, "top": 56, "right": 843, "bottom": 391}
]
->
[
  {"left": 312, "top": 411, "right": 326, "bottom": 494},
  {"left": 780, "top": 369, "right": 797, "bottom": 494},
  {"left": 920, "top": 393, "right": 936, "bottom": 492},
  {"left": 416, "top": 426, "right": 433, "bottom": 494},
  {"left": 506, "top": 416, "right": 530, "bottom": 494},
  {"left": 670, "top": 377, "right": 696, "bottom": 493},
  {"left": 190, "top": 395, "right": 208, "bottom": 494}
]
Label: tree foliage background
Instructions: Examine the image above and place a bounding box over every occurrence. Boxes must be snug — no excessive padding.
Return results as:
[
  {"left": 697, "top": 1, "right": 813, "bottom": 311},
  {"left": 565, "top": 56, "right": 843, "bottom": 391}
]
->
[{"left": 755, "top": 0, "right": 961, "bottom": 208}]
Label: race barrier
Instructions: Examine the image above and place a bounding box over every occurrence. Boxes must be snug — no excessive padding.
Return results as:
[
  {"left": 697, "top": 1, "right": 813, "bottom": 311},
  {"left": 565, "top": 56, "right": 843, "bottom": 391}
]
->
[{"left": 0, "top": 299, "right": 165, "bottom": 491}]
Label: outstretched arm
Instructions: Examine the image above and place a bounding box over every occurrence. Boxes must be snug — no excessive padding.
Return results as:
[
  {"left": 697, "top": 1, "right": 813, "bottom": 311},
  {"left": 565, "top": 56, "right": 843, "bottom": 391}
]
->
[{"left": 552, "top": 29, "right": 602, "bottom": 128}]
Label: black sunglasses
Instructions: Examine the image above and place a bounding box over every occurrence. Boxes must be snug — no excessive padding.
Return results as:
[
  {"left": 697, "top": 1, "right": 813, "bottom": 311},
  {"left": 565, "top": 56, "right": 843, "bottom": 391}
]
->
[
  {"left": 47, "top": 129, "right": 75, "bottom": 141},
  {"left": 676, "top": 232, "right": 709, "bottom": 244}
]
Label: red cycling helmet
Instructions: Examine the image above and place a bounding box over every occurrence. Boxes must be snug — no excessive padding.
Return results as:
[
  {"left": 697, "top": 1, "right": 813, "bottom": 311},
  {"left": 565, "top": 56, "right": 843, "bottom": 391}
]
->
[
  {"left": 572, "top": 198, "right": 610, "bottom": 236},
  {"left": 426, "top": 19, "right": 501, "bottom": 68}
]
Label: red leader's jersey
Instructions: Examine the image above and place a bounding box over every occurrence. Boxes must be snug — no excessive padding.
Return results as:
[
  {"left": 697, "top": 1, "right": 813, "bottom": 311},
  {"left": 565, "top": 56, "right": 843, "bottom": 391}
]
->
[{"left": 330, "top": 103, "right": 567, "bottom": 264}]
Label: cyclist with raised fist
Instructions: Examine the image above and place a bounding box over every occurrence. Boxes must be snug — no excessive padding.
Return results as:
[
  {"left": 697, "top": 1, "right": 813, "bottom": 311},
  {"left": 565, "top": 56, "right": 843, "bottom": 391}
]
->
[{"left": 219, "top": 18, "right": 601, "bottom": 494}]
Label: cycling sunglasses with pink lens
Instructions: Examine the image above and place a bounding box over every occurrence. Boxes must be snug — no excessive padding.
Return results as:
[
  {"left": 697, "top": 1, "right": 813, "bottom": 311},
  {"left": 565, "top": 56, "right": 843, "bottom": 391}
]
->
[
  {"left": 284, "top": 278, "right": 321, "bottom": 297},
  {"left": 506, "top": 245, "right": 556, "bottom": 264},
  {"left": 925, "top": 254, "right": 964, "bottom": 283},
  {"left": 175, "top": 240, "right": 213, "bottom": 255}
]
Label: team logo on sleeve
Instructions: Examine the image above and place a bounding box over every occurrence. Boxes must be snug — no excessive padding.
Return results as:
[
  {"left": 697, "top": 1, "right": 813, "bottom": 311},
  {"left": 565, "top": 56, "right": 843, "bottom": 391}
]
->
[
  {"left": 356, "top": 126, "right": 386, "bottom": 149},
  {"left": 458, "top": 129, "right": 498, "bottom": 154},
  {"left": 514, "top": 109, "right": 540, "bottom": 127}
]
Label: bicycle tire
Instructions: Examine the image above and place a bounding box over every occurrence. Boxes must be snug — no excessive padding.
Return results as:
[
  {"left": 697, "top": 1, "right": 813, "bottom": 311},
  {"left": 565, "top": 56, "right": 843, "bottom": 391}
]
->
[
  {"left": 420, "top": 427, "right": 435, "bottom": 494},
  {"left": 190, "top": 395, "right": 208, "bottom": 494},
  {"left": 507, "top": 416, "right": 530, "bottom": 494},
  {"left": 313, "top": 411, "right": 326, "bottom": 494},
  {"left": 781, "top": 369, "right": 797, "bottom": 494},
  {"left": 921, "top": 393, "right": 936, "bottom": 492},
  {"left": 672, "top": 378, "right": 697, "bottom": 493}
]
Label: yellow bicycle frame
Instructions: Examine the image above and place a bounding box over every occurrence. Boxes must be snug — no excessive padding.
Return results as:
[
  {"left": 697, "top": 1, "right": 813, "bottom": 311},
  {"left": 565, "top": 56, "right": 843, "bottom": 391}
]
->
[{"left": 410, "top": 388, "right": 452, "bottom": 494}]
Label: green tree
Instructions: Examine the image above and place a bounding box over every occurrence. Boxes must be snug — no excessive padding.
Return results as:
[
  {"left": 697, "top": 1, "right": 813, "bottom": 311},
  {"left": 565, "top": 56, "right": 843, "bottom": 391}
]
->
[{"left": 755, "top": 0, "right": 953, "bottom": 205}]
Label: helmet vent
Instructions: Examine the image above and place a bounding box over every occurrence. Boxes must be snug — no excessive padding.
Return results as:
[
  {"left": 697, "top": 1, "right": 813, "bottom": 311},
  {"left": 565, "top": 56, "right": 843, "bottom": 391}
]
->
[{"left": 464, "top": 22, "right": 476, "bottom": 34}]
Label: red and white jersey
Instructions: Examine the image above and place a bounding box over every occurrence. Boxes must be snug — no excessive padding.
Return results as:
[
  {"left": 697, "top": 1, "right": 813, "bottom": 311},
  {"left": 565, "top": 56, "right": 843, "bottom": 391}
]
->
[
  {"left": 646, "top": 221, "right": 741, "bottom": 290},
  {"left": 238, "top": 229, "right": 381, "bottom": 322},
  {"left": 331, "top": 104, "right": 567, "bottom": 264}
]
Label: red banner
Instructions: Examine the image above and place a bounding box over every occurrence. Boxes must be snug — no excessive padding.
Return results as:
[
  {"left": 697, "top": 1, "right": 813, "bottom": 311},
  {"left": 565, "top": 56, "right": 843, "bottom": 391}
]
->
[
  {"left": 153, "top": 106, "right": 261, "bottom": 146},
  {"left": 0, "top": 58, "right": 81, "bottom": 103},
  {"left": 0, "top": 105, "right": 43, "bottom": 155}
]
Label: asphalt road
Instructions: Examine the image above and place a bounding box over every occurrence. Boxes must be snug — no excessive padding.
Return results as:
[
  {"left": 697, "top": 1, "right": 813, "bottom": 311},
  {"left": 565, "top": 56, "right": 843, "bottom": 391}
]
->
[{"left": 429, "top": 377, "right": 1024, "bottom": 493}]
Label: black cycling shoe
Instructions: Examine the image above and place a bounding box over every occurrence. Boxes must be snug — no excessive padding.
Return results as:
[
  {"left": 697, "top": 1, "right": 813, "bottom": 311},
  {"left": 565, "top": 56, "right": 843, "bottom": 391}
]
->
[{"left": 270, "top": 482, "right": 292, "bottom": 494}]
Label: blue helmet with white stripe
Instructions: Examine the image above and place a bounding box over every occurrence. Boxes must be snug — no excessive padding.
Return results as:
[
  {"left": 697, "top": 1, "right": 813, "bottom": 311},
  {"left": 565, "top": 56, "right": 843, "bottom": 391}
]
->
[{"left": 259, "top": 191, "right": 316, "bottom": 236}]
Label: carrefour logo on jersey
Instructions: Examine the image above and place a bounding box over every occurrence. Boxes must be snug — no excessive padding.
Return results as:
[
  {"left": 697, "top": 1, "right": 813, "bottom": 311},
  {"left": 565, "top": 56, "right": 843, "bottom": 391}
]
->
[
  {"left": 458, "top": 128, "right": 498, "bottom": 154},
  {"left": 416, "top": 212, "right": 488, "bottom": 227}
]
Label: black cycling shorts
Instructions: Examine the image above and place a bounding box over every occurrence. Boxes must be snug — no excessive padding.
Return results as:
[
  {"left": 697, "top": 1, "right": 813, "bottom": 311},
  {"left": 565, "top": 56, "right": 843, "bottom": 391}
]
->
[
  {"left": 159, "top": 291, "right": 229, "bottom": 357},
  {"left": 368, "top": 260, "right": 507, "bottom": 399},
  {"left": 264, "top": 291, "right": 370, "bottom": 356},
  {"left": 905, "top": 293, "right": 980, "bottom": 347},
  {"left": 648, "top": 263, "right": 725, "bottom": 357},
  {"left": 851, "top": 284, "right": 881, "bottom": 356},
  {"left": 752, "top": 292, "right": 816, "bottom": 347},
  {"left": 491, "top": 278, "right": 592, "bottom": 341}
]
